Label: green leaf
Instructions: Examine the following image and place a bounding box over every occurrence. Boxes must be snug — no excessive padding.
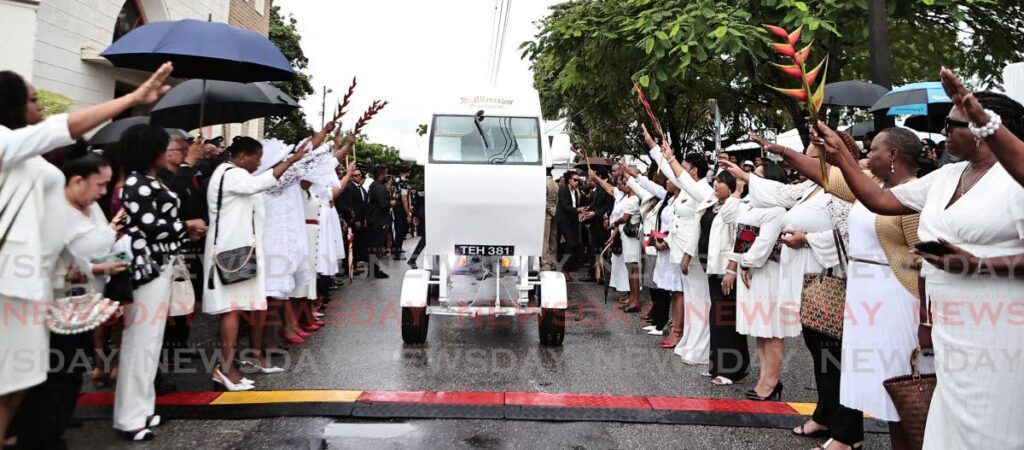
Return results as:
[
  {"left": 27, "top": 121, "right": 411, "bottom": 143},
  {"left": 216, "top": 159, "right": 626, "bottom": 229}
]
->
[
  {"left": 670, "top": 23, "right": 680, "bottom": 37},
  {"left": 643, "top": 37, "right": 655, "bottom": 54},
  {"left": 794, "top": 1, "right": 809, "bottom": 11},
  {"left": 655, "top": 30, "right": 669, "bottom": 40},
  {"left": 713, "top": 26, "right": 728, "bottom": 38},
  {"left": 639, "top": 74, "right": 650, "bottom": 87}
]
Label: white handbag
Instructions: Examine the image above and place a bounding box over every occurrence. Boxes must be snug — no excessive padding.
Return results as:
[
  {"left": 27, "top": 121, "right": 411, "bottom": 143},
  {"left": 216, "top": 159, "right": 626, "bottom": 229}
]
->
[{"left": 169, "top": 255, "right": 195, "bottom": 316}]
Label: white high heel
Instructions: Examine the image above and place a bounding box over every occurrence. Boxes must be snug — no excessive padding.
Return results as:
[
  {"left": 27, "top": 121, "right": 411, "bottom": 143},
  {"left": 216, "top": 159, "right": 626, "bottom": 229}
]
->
[
  {"left": 642, "top": 325, "right": 657, "bottom": 332},
  {"left": 212, "top": 367, "right": 255, "bottom": 392},
  {"left": 240, "top": 360, "right": 285, "bottom": 374}
]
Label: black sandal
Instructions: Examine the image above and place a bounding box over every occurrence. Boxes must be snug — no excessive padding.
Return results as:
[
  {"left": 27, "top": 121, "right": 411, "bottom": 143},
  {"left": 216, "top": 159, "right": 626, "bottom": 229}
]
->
[
  {"left": 122, "top": 429, "right": 155, "bottom": 442},
  {"left": 792, "top": 422, "right": 829, "bottom": 438}
]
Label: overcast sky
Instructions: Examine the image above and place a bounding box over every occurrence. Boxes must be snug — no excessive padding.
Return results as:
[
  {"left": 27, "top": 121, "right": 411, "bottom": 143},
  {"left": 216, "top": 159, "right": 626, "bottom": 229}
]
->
[{"left": 276, "top": 0, "right": 562, "bottom": 148}]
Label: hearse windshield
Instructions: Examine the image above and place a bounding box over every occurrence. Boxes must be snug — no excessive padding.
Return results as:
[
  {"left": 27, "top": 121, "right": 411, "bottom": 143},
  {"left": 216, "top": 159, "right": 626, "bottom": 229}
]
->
[{"left": 430, "top": 115, "right": 541, "bottom": 165}]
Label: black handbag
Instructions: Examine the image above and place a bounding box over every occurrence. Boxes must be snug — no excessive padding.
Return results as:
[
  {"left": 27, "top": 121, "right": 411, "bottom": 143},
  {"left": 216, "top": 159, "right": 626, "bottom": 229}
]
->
[
  {"left": 623, "top": 219, "right": 641, "bottom": 238},
  {"left": 208, "top": 167, "right": 258, "bottom": 289}
]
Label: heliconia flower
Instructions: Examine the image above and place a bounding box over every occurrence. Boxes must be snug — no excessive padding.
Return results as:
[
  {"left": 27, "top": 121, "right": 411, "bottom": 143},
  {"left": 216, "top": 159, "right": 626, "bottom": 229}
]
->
[
  {"left": 771, "top": 62, "right": 804, "bottom": 80},
  {"left": 804, "top": 57, "right": 826, "bottom": 87},
  {"left": 788, "top": 26, "right": 802, "bottom": 45},
  {"left": 771, "top": 43, "right": 796, "bottom": 57},
  {"left": 769, "top": 85, "right": 808, "bottom": 102},
  {"left": 810, "top": 58, "right": 830, "bottom": 112},
  {"left": 794, "top": 41, "right": 813, "bottom": 65},
  {"left": 763, "top": 24, "right": 790, "bottom": 40}
]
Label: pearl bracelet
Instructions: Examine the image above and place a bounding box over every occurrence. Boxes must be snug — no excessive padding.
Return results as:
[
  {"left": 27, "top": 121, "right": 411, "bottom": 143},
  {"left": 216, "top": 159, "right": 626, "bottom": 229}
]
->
[{"left": 969, "top": 109, "right": 1002, "bottom": 139}]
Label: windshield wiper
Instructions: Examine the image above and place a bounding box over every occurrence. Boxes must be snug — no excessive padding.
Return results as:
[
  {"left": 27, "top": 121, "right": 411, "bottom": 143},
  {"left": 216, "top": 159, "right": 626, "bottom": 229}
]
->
[{"left": 473, "top": 110, "right": 491, "bottom": 154}]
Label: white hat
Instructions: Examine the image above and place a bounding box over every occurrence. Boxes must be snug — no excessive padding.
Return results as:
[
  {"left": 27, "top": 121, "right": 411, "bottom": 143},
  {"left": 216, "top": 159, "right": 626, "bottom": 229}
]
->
[
  {"left": 742, "top": 160, "right": 755, "bottom": 167},
  {"left": 256, "top": 138, "right": 299, "bottom": 175}
]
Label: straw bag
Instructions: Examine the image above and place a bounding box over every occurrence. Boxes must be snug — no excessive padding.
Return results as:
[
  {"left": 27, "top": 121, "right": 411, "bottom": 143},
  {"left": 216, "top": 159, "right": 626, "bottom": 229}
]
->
[
  {"left": 799, "top": 228, "right": 847, "bottom": 340},
  {"left": 883, "top": 347, "right": 937, "bottom": 450}
]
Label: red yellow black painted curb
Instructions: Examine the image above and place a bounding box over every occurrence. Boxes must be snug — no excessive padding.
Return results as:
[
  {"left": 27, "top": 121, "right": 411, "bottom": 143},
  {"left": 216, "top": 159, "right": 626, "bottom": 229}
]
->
[{"left": 73, "top": 390, "right": 888, "bottom": 433}]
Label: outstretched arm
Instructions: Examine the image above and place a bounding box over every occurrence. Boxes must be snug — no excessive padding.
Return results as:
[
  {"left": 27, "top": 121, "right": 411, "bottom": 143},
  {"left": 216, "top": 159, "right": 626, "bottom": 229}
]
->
[
  {"left": 812, "top": 122, "right": 915, "bottom": 216},
  {"left": 941, "top": 67, "right": 1024, "bottom": 187},
  {"left": 589, "top": 170, "right": 614, "bottom": 195},
  {"left": 749, "top": 133, "right": 826, "bottom": 186}
]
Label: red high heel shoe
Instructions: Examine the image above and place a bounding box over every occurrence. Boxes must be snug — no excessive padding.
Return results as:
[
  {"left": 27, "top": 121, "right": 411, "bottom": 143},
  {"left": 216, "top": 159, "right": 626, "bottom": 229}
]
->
[
  {"left": 312, "top": 319, "right": 325, "bottom": 327},
  {"left": 278, "top": 330, "right": 305, "bottom": 345},
  {"left": 295, "top": 329, "right": 311, "bottom": 338},
  {"left": 300, "top": 324, "right": 321, "bottom": 332}
]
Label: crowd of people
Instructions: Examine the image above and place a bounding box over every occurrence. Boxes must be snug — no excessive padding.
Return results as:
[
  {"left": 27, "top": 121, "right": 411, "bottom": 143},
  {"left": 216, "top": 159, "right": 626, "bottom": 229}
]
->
[
  {"left": 0, "top": 63, "right": 419, "bottom": 446},
  {"left": 543, "top": 69, "right": 1024, "bottom": 449}
]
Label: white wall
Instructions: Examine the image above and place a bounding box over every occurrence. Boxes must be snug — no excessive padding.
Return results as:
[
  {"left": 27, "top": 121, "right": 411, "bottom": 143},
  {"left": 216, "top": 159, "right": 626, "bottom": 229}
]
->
[
  {"left": 31, "top": 0, "right": 229, "bottom": 109},
  {"left": 0, "top": 0, "right": 40, "bottom": 79}
]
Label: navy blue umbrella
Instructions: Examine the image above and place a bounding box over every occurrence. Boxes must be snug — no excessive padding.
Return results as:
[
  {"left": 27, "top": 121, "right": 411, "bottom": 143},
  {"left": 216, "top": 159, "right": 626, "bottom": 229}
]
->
[
  {"left": 149, "top": 80, "right": 298, "bottom": 130},
  {"left": 101, "top": 19, "right": 294, "bottom": 83}
]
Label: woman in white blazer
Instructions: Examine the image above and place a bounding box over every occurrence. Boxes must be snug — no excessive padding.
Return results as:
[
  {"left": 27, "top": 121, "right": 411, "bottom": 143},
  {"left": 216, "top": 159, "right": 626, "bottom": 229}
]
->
[
  {"left": 0, "top": 64, "right": 173, "bottom": 444},
  {"left": 203, "top": 137, "right": 309, "bottom": 391}
]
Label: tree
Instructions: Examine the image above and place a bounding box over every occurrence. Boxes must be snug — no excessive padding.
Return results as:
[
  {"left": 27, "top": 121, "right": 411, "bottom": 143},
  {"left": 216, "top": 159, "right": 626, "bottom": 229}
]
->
[
  {"left": 265, "top": 5, "right": 315, "bottom": 144},
  {"left": 522, "top": 0, "right": 1024, "bottom": 158},
  {"left": 416, "top": 124, "right": 428, "bottom": 136},
  {"left": 37, "top": 89, "right": 74, "bottom": 117}
]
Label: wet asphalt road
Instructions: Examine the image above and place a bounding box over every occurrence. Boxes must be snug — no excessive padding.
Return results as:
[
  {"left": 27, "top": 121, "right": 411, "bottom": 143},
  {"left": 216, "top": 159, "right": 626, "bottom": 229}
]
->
[{"left": 65, "top": 238, "right": 888, "bottom": 449}]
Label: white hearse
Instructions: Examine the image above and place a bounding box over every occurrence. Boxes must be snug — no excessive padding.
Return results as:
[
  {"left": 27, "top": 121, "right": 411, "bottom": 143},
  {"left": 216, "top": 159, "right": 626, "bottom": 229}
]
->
[{"left": 398, "top": 94, "right": 567, "bottom": 346}]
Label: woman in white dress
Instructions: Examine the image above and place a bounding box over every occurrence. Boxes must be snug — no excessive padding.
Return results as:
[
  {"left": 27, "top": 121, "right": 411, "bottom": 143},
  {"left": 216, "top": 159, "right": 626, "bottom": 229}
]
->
[
  {"left": 204, "top": 137, "right": 307, "bottom": 390},
  {"left": 738, "top": 141, "right": 860, "bottom": 448},
  {"left": 0, "top": 65, "right": 172, "bottom": 443},
  {"left": 625, "top": 168, "right": 681, "bottom": 335},
  {"left": 755, "top": 128, "right": 926, "bottom": 448},
  {"left": 724, "top": 162, "right": 793, "bottom": 401},
  {"left": 593, "top": 174, "right": 642, "bottom": 311},
  {"left": 814, "top": 84, "right": 1024, "bottom": 449}
]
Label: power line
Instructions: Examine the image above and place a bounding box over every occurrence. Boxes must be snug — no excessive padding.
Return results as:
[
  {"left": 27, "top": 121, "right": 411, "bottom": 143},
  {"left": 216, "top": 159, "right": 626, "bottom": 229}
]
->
[
  {"left": 486, "top": 0, "right": 501, "bottom": 81},
  {"left": 487, "top": 0, "right": 509, "bottom": 87},
  {"left": 492, "top": 0, "right": 512, "bottom": 88}
]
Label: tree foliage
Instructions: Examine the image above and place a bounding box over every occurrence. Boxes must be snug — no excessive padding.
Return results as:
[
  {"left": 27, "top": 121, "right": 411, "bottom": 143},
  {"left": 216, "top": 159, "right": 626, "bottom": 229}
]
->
[
  {"left": 265, "top": 5, "right": 315, "bottom": 144},
  {"left": 522, "top": 0, "right": 1024, "bottom": 157}
]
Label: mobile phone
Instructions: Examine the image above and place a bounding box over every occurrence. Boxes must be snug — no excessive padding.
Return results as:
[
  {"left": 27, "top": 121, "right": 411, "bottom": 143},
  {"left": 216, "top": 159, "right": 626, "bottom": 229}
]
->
[{"left": 915, "top": 241, "right": 955, "bottom": 256}]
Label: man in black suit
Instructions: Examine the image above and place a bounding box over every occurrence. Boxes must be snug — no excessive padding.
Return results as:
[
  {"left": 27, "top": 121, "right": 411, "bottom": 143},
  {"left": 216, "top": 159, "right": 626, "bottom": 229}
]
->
[
  {"left": 338, "top": 166, "right": 369, "bottom": 274},
  {"left": 366, "top": 165, "right": 392, "bottom": 278},
  {"left": 582, "top": 170, "right": 614, "bottom": 282},
  {"left": 556, "top": 171, "right": 583, "bottom": 280}
]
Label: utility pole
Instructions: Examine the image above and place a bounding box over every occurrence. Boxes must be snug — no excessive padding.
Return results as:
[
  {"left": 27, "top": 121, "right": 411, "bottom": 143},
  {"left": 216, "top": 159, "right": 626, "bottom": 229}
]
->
[
  {"left": 867, "top": 0, "right": 894, "bottom": 130},
  {"left": 320, "top": 85, "right": 333, "bottom": 128},
  {"left": 708, "top": 98, "right": 721, "bottom": 182}
]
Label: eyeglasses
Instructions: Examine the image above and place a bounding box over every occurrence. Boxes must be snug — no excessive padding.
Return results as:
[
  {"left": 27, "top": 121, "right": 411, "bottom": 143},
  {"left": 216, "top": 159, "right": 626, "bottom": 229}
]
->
[{"left": 944, "top": 118, "right": 970, "bottom": 132}]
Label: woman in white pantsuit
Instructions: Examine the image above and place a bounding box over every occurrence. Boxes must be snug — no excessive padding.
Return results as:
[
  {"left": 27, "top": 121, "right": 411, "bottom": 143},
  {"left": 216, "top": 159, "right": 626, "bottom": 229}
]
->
[
  {"left": 0, "top": 66, "right": 172, "bottom": 444},
  {"left": 204, "top": 137, "right": 298, "bottom": 391},
  {"left": 815, "top": 82, "right": 1024, "bottom": 449},
  {"left": 114, "top": 124, "right": 207, "bottom": 442}
]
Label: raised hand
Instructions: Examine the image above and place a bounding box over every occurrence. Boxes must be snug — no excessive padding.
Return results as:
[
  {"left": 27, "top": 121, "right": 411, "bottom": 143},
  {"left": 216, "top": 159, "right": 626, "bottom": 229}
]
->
[
  {"left": 642, "top": 124, "right": 658, "bottom": 150},
  {"left": 718, "top": 158, "right": 748, "bottom": 182},
  {"left": 130, "top": 62, "right": 174, "bottom": 106},
  {"left": 811, "top": 121, "right": 846, "bottom": 156},
  {"left": 939, "top": 67, "right": 989, "bottom": 126},
  {"left": 748, "top": 132, "right": 786, "bottom": 156}
]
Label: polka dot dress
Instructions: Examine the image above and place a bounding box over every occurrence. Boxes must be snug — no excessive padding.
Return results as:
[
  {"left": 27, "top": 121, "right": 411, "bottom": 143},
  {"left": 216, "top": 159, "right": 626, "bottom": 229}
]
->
[{"left": 121, "top": 172, "right": 189, "bottom": 287}]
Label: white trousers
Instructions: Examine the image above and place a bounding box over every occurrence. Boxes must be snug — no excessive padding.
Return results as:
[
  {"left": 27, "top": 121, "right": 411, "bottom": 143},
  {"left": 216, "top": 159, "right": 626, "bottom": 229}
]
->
[{"left": 113, "top": 264, "right": 172, "bottom": 431}]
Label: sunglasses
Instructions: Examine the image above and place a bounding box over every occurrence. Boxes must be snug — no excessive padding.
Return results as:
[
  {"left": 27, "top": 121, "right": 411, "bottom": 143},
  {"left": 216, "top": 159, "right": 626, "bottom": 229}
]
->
[{"left": 944, "top": 118, "right": 970, "bottom": 132}]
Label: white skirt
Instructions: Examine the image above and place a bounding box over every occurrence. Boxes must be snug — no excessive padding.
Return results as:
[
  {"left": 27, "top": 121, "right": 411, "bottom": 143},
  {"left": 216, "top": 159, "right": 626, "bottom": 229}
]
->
[
  {"left": 609, "top": 254, "right": 629, "bottom": 292},
  {"left": 0, "top": 296, "right": 49, "bottom": 395},
  {"left": 922, "top": 274, "right": 1024, "bottom": 448},
  {"left": 675, "top": 259, "right": 710, "bottom": 365},
  {"left": 652, "top": 250, "right": 683, "bottom": 292},
  {"left": 735, "top": 260, "right": 800, "bottom": 338},
  {"left": 619, "top": 225, "right": 642, "bottom": 264},
  {"left": 838, "top": 261, "right": 920, "bottom": 421}
]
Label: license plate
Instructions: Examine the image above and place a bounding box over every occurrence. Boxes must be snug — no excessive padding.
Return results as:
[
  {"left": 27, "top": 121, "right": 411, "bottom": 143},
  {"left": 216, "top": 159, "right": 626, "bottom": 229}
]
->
[{"left": 454, "top": 245, "right": 515, "bottom": 256}]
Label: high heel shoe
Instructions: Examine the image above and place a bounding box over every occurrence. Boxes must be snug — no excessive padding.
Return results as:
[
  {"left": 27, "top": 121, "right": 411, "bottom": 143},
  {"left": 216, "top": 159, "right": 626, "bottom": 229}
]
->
[
  {"left": 747, "top": 382, "right": 784, "bottom": 401},
  {"left": 295, "top": 329, "right": 312, "bottom": 338},
  {"left": 312, "top": 319, "right": 325, "bottom": 327},
  {"left": 239, "top": 360, "right": 285, "bottom": 374},
  {"left": 212, "top": 367, "right": 254, "bottom": 392},
  {"left": 300, "top": 323, "right": 321, "bottom": 332},
  {"left": 278, "top": 330, "right": 305, "bottom": 345}
]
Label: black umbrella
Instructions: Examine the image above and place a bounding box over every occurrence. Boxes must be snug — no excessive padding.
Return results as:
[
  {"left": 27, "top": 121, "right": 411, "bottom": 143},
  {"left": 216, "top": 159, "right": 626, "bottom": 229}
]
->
[
  {"left": 842, "top": 121, "right": 876, "bottom": 140},
  {"left": 100, "top": 19, "right": 294, "bottom": 82},
  {"left": 823, "top": 81, "right": 890, "bottom": 108},
  {"left": 902, "top": 104, "right": 953, "bottom": 134},
  {"left": 149, "top": 80, "right": 298, "bottom": 130},
  {"left": 88, "top": 116, "right": 193, "bottom": 146}
]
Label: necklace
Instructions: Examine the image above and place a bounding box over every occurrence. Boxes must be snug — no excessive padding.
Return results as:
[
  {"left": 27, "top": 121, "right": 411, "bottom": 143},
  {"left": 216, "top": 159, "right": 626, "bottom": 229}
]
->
[{"left": 958, "top": 163, "right": 994, "bottom": 197}]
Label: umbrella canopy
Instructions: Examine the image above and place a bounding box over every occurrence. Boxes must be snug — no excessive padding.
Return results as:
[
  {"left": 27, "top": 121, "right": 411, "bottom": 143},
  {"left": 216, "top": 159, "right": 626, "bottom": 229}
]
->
[
  {"left": 88, "top": 116, "right": 192, "bottom": 146},
  {"left": 150, "top": 80, "right": 298, "bottom": 130},
  {"left": 870, "top": 82, "right": 951, "bottom": 115},
  {"left": 823, "top": 81, "right": 890, "bottom": 108},
  {"left": 101, "top": 19, "right": 294, "bottom": 82},
  {"left": 843, "top": 121, "right": 876, "bottom": 140}
]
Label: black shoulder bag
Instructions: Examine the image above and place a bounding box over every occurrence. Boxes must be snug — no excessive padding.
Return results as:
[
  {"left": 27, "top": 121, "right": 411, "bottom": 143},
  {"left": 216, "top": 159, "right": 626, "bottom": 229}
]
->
[{"left": 208, "top": 167, "right": 258, "bottom": 289}]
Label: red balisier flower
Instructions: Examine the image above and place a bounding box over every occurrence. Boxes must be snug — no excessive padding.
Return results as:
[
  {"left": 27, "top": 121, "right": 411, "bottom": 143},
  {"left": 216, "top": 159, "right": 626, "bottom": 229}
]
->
[{"left": 762, "top": 23, "right": 831, "bottom": 187}]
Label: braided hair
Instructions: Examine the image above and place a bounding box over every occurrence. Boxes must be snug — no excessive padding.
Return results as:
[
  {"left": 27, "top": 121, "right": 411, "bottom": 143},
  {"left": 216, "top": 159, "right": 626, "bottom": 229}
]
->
[{"left": 975, "top": 92, "right": 1024, "bottom": 139}]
